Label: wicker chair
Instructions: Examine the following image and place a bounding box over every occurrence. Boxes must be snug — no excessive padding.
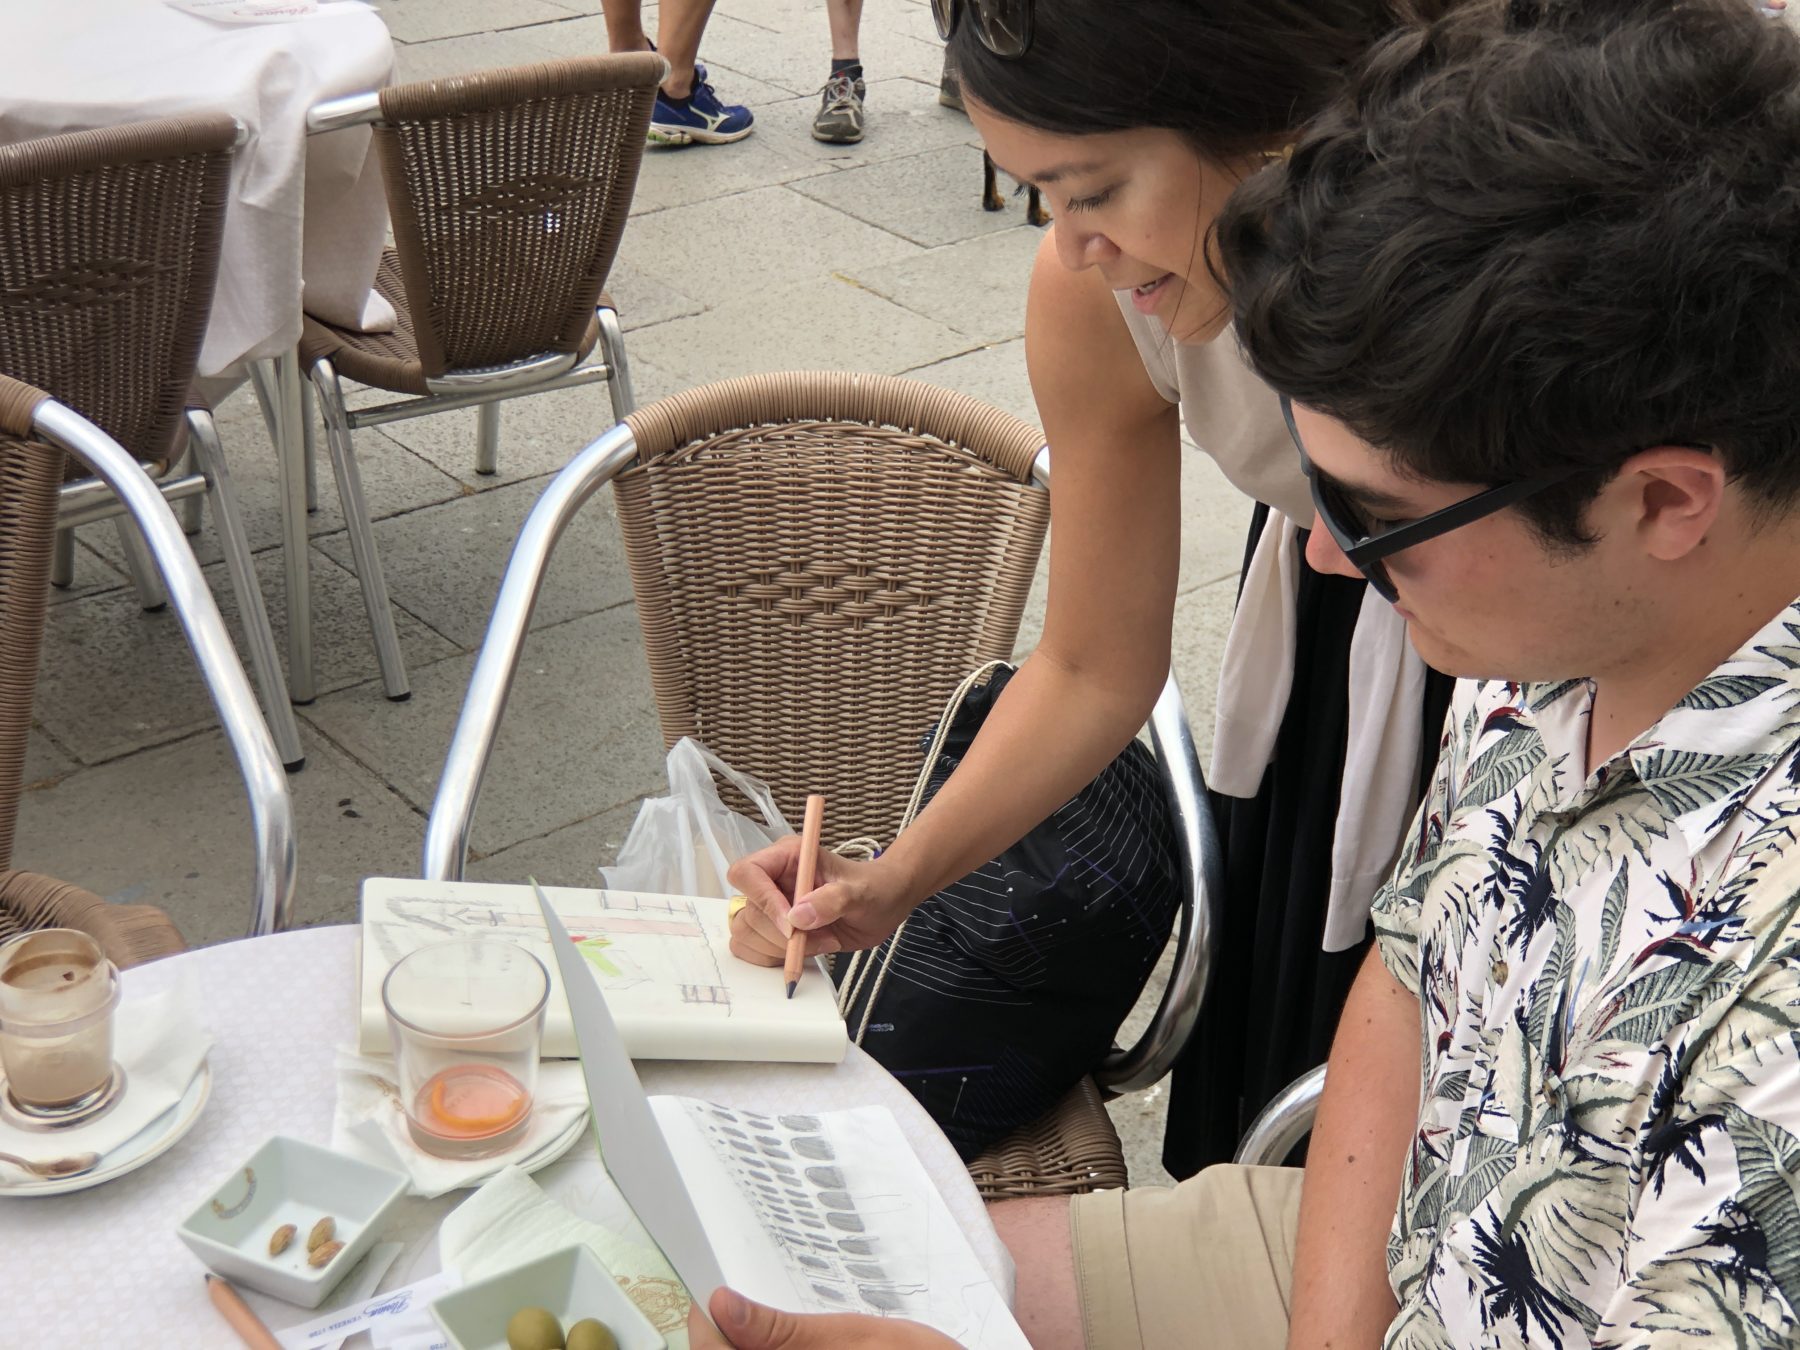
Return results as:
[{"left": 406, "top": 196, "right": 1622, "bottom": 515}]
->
[
  {"left": 0, "top": 377, "right": 297, "bottom": 947},
  {"left": 297, "top": 54, "right": 664, "bottom": 702},
  {"left": 421, "top": 372, "right": 1224, "bottom": 1199},
  {"left": 0, "top": 113, "right": 305, "bottom": 772}
]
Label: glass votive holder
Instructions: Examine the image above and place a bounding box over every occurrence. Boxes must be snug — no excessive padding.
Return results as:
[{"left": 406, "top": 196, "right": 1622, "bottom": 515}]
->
[
  {"left": 381, "top": 938, "right": 549, "bottom": 1160},
  {"left": 0, "top": 928, "right": 123, "bottom": 1125}
]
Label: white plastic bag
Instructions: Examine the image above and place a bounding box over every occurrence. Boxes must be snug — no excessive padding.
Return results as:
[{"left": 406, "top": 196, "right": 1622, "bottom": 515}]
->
[{"left": 598, "top": 737, "right": 792, "bottom": 898}]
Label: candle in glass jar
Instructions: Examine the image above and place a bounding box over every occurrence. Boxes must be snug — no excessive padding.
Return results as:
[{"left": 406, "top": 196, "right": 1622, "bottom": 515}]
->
[{"left": 0, "top": 930, "right": 120, "bottom": 1110}]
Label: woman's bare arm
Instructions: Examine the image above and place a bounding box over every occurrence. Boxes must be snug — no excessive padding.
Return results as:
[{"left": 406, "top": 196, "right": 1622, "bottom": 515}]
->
[{"left": 730, "top": 230, "right": 1185, "bottom": 959}]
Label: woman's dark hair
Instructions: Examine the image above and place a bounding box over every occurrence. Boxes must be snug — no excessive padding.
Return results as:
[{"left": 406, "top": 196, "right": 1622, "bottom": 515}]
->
[
  {"left": 952, "top": 0, "right": 1450, "bottom": 159},
  {"left": 1219, "top": 0, "right": 1800, "bottom": 547}
]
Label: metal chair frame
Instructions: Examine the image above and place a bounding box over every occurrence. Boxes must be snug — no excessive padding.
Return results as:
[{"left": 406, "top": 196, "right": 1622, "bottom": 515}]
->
[
  {"left": 289, "top": 61, "right": 658, "bottom": 705},
  {"left": 10, "top": 391, "right": 298, "bottom": 937},
  {"left": 419, "top": 410, "right": 1221, "bottom": 1106},
  {"left": 1233, "top": 1064, "right": 1327, "bottom": 1167}
]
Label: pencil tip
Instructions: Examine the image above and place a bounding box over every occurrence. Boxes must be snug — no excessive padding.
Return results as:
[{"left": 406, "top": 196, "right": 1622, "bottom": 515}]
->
[{"left": 786, "top": 980, "right": 797, "bottom": 999}]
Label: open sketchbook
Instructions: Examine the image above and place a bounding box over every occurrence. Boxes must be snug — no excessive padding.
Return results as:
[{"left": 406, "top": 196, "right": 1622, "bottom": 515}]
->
[
  {"left": 537, "top": 888, "right": 1030, "bottom": 1350},
  {"left": 357, "top": 878, "right": 847, "bottom": 1063}
]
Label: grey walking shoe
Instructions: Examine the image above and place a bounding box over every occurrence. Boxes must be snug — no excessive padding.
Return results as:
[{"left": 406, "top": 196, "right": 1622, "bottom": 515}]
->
[{"left": 812, "top": 70, "right": 866, "bottom": 144}]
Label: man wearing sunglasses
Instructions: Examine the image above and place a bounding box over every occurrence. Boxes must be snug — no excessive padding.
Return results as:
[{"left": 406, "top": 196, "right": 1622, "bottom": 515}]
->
[{"left": 690, "top": 0, "right": 1800, "bottom": 1346}]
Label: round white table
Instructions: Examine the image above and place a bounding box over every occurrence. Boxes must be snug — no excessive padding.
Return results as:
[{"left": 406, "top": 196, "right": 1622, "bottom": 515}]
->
[{"left": 0, "top": 926, "right": 1013, "bottom": 1343}]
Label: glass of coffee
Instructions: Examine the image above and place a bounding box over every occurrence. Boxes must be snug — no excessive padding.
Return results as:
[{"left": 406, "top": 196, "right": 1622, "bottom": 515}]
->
[
  {"left": 381, "top": 938, "right": 548, "bottom": 1159},
  {"left": 0, "top": 929, "right": 122, "bottom": 1121}
]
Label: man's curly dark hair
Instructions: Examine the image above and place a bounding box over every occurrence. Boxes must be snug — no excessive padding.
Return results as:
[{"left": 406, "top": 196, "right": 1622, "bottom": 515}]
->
[{"left": 1218, "top": 0, "right": 1800, "bottom": 547}]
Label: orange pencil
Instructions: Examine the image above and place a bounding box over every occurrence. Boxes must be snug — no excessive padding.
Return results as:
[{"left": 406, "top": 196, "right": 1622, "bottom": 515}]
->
[
  {"left": 785, "top": 794, "right": 825, "bottom": 999},
  {"left": 205, "top": 1274, "right": 283, "bottom": 1350}
]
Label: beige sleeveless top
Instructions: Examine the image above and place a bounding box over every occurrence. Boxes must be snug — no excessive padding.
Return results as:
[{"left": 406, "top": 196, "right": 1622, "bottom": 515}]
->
[
  {"left": 1111, "top": 293, "right": 1429, "bottom": 953},
  {"left": 1112, "top": 296, "right": 1314, "bottom": 524}
]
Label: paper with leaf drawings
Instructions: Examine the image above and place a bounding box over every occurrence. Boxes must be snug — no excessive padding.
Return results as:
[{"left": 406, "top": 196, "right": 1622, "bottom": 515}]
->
[
  {"left": 356, "top": 878, "right": 846, "bottom": 1063},
  {"left": 537, "top": 889, "right": 1028, "bottom": 1349}
]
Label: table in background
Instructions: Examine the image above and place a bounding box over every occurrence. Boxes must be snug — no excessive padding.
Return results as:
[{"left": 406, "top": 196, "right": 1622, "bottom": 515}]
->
[
  {"left": 0, "top": 0, "right": 398, "bottom": 702},
  {"left": 0, "top": 925, "right": 1014, "bottom": 1344}
]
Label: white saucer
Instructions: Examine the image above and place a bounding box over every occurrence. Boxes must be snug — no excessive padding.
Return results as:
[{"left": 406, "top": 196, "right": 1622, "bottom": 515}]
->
[
  {"left": 516, "top": 1107, "right": 589, "bottom": 1179},
  {"left": 0, "top": 1062, "right": 212, "bottom": 1198}
]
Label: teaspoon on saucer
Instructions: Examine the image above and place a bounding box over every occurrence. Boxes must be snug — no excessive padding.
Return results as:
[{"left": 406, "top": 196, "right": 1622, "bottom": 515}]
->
[{"left": 0, "top": 1148, "right": 102, "bottom": 1180}]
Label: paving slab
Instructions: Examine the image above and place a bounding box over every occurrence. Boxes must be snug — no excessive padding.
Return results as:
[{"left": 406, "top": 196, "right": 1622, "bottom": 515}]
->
[
  {"left": 627, "top": 272, "right": 975, "bottom": 385},
  {"left": 690, "top": 10, "right": 945, "bottom": 96},
  {"left": 846, "top": 224, "right": 1042, "bottom": 343},
  {"left": 358, "top": 357, "right": 686, "bottom": 491},
  {"left": 1168, "top": 576, "right": 1238, "bottom": 772},
  {"left": 1178, "top": 447, "right": 1257, "bottom": 594},
  {"left": 622, "top": 184, "right": 923, "bottom": 301},
  {"left": 312, "top": 474, "right": 635, "bottom": 650},
  {"left": 793, "top": 143, "right": 1027, "bottom": 249},
  {"left": 606, "top": 258, "right": 706, "bottom": 332},
  {"left": 466, "top": 797, "right": 645, "bottom": 886},
  {"left": 901, "top": 337, "right": 1035, "bottom": 424},
  {"left": 11, "top": 725, "right": 426, "bottom": 948},
  {"left": 33, "top": 546, "right": 460, "bottom": 765},
  {"left": 626, "top": 115, "right": 838, "bottom": 216},
  {"left": 299, "top": 606, "right": 668, "bottom": 857},
  {"left": 750, "top": 83, "right": 985, "bottom": 171},
  {"left": 377, "top": 0, "right": 572, "bottom": 45},
  {"left": 391, "top": 28, "right": 565, "bottom": 84},
  {"left": 43, "top": 536, "right": 129, "bottom": 606},
  {"left": 21, "top": 727, "right": 76, "bottom": 789}
]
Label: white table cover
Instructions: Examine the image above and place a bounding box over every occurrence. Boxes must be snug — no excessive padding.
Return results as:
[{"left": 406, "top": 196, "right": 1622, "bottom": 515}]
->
[
  {"left": 0, "top": 925, "right": 1015, "bottom": 1343},
  {"left": 0, "top": 0, "right": 394, "bottom": 376}
]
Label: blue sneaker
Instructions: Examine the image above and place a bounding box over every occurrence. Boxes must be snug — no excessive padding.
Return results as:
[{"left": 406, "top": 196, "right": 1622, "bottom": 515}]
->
[{"left": 649, "top": 67, "right": 754, "bottom": 145}]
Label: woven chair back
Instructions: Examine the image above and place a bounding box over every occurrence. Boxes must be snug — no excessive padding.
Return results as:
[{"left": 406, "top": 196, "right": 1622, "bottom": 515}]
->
[
  {"left": 0, "top": 114, "right": 234, "bottom": 478},
  {"left": 373, "top": 54, "right": 661, "bottom": 378},
  {"left": 0, "top": 378, "right": 61, "bottom": 871},
  {"left": 615, "top": 372, "right": 1050, "bottom": 847}
]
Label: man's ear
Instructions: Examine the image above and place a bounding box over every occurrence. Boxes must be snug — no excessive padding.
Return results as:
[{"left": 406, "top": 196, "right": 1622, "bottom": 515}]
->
[{"left": 1614, "top": 446, "right": 1726, "bottom": 562}]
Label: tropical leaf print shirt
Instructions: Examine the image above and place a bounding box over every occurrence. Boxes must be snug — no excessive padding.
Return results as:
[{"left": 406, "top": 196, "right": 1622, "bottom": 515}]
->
[{"left": 1374, "top": 601, "right": 1800, "bottom": 1348}]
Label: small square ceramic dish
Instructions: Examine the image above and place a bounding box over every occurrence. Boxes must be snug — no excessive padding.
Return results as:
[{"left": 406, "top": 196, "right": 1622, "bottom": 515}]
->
[
  {"left": 176, "top": 1135, "right": 406, "bottom": 1307},
  {"left": 430, "top": 1245, "right": 668, "bottom": 1350}
]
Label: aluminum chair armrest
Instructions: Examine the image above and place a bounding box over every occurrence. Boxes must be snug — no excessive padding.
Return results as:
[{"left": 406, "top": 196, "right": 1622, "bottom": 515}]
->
[
  {"left": 1233, "top": 1065, "right": 1327, "bottom": 1166},
  {"left": 422, "top": 422, "right": 642, "bottom": 881},
  {"left": 31, "top": 400, "right": 297, "bottom": 937},
  {"left": 1096, "top": 672, "right": 1223, "bottom": 1092},
  {"left": 306, "top": 92, "right": 383, "bottom": 135}
]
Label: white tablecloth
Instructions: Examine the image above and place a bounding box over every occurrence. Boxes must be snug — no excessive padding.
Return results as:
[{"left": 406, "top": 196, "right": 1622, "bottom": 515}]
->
[
  {"left": 0, "top": 0, "right": 394, "bottom": 376},
  {"left": 0, "top": 925, "right": 1014, "bottom": 1343}
]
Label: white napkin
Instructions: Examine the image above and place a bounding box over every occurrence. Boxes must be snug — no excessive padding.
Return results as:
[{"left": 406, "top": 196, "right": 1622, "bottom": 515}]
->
[
  {"left": 330, "top": 1053, "right": 589, "bottom": 1199},
  {"left": 0, "top": 977, "right": 210, "bottom": 1166},
  {"left": 440, "top": 1166, "right": 691, "bottom": 1350}
]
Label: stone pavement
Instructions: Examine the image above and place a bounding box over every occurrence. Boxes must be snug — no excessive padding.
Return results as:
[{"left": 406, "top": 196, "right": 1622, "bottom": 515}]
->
[{"left": 15, "top": 0, "right": 1252, "bottom": 1185}]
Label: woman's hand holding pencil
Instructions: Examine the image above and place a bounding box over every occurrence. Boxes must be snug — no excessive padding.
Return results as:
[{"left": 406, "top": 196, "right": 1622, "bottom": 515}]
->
[{"left": 727, "top": 826, "right": 918, "bottom": 969}]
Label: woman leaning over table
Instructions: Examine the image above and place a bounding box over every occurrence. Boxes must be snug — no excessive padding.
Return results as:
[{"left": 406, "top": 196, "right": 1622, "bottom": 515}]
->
[{"left": 730, "top": 0, "right": 1457, "bottom": 1181}]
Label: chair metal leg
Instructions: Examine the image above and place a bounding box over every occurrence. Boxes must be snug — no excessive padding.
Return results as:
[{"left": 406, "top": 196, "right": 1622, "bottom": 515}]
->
[
  {"left": 312, "top": 359, "right": 411, "bottom": 701},
  {"left": 186, "top": 410, "right": 307, "bottom": 772},
  {"left": 300, "top": 375, "right": 319, "bottom": 514},
  {"left": 50, "top": 527, "right": 75, "bottom": 588},
  {"left": 113, "top": 517, "right": 169, "bottom": 611},
  {"left": 250, "top": 355, "right": 315, "bottom": 703},
  {"left": 176, "top": 443, "right": 203, "bottom": 536},
  {"left": 475, "top": 400, "right": 501, "bottom": 476},
  {"left": 596, "top": 306, "right": 637, "bottom": 422}
]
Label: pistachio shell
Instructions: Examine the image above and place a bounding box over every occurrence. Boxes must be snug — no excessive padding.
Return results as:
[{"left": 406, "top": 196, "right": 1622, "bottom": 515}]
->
[{"left": 307, "top": 1216, "right": 335, "bottom": 1253}]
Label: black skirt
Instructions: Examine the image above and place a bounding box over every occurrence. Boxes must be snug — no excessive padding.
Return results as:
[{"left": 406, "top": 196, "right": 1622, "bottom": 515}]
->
[{"left": 1161, "top": 504, "right": 1454, "bottom": 1179}]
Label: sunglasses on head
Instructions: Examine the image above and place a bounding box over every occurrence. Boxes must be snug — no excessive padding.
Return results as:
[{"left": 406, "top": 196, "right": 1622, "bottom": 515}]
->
[
  {"left": 1279, "top": 395, "right": 1588, "bottom": 604},
  {"left": 932, "top": 0, "right": 1033, "bottom": 58}
]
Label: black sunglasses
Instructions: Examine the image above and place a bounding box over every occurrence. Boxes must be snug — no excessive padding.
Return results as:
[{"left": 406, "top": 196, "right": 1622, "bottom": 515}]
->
[
  {"left": 1279, "top": 395, "right": 1586, "bottom": 603},
  {"left": 932, "top": 0, "right": 1033, "bottom": 58}
]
